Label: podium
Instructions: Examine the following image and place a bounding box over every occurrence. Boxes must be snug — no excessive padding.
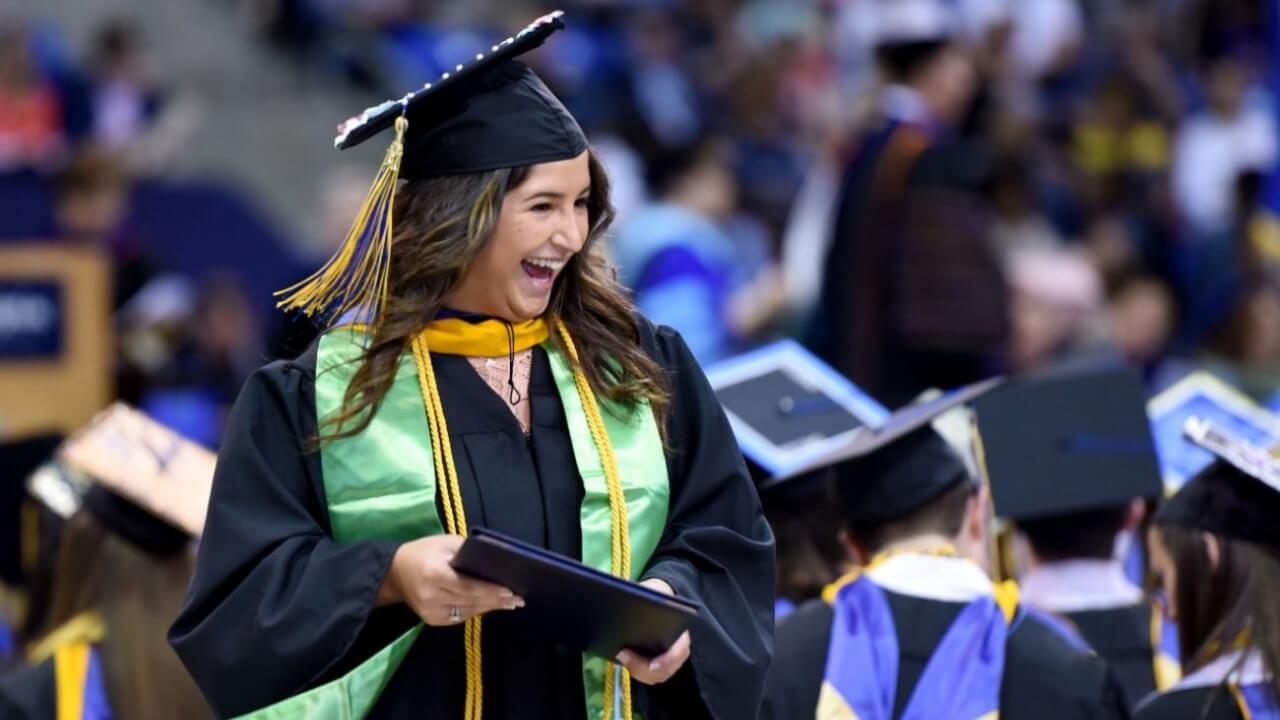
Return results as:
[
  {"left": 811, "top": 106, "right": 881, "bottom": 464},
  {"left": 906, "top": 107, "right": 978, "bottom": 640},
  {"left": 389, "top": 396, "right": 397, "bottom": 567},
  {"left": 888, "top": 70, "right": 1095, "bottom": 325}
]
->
[{"left": 0, "top": 243, "right": 112, "bottom": 437}]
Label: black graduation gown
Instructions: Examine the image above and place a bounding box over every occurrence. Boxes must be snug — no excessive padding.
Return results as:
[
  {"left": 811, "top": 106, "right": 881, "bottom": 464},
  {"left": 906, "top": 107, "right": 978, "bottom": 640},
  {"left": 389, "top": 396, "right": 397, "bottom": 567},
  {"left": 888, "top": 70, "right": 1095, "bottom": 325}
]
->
[
  {"left": 1133, "top": 686, "right": 1243, "bottom": 720},
  {"left": 806, "top": 120, "right": 1007, "bottom": 407},
  {"left": 168, "top": 322, "right": 775, "bottom": 719},
  {"left": 1062, "top": 604, "right": 1160, "bottom": 710},
  {"left": 760, "top": 594, "right": 1130, "bottom": 720},
  {"left": 0, "top": 658, "right": 53, "bottom": 719}
]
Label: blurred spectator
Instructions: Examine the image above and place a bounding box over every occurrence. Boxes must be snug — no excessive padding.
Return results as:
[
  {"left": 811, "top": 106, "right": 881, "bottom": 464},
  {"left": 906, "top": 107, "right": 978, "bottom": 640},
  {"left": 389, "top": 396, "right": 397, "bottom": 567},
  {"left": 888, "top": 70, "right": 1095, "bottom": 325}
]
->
[
  {"left": 1173, "top": 48, "right": 1276, "bottom": 236},
  {"left": 1006, "top": 0, "right": 1084, "bottom": 86},
  {"left": 87, "top": 20, "right": 163, "bottom": 153},
  {"left": 612, "top": 136, "right": 781, "bottom": 363},
  {"left": 987, "top": 153, "right": 1063, "bottom": 263},
  {"left": 619, "top": 11, "right": 702, "bottom": 159},
  {"left": 1007, "top": 245, "right": 1103, "bottom": 372},
  {"left": 0, "top": 25, "right": 65, "bottom": 171},
  {"left": 1104, "top": 272, "right": 1177, "bottom": 369},
  {"left": 116, "top": 273, "right": 262, "bottom": 446},
  {"left": 51, "top": 147, "right": 154, "bottom": 309},
  {"left": 178, "top": 274, "right": 263, "bottom": 410},
  {"left": 1201, "top": 284, "right": 1280, "bottom": 398},
  {"left": 807, "top": 0, "right": 1007, "bottom": 406}
]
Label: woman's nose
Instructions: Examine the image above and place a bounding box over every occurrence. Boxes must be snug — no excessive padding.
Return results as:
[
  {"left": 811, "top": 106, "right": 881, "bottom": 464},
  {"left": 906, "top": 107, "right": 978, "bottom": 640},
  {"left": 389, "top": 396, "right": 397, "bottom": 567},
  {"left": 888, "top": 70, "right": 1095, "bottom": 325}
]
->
[{"left": 552, "top": 210, "right": 585, "bottom": 252}]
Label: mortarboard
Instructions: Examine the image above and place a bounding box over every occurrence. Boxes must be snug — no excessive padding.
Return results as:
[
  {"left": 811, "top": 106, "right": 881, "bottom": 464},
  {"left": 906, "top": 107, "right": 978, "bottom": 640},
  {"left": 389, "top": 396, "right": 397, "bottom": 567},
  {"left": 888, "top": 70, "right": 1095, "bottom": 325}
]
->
[
  {"left": 40, "top": 403, "right": 216, "bottom": 556},
  {"left": 0, "top": 433, "right": 62, "bottom": 587},
  {"left": 705, "top": 339, "right": 890, "bottom": 489},
  {"left": 1147, "top": 371, "right": 1280, "bottom": 493},
  {"left": 276, "top": 11, "right": 588, "bottom": 327},
  {"left": 1154, "top": 418, "right": 1280, "bottom": 552},
  {"left": 789, "top": 378, "right": 1003, "bottom": 523},
  {"left": 972, "top": 368, "right": 1163, "bottom": 522}
]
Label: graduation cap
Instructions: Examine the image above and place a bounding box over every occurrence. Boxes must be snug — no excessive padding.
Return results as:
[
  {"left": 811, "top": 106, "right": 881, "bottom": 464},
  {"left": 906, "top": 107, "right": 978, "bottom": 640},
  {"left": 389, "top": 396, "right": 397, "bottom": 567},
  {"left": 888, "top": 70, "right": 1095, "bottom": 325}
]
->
[
  {"left": 0, "top": 433, "right": 63, "bottom": 587},
  {"left": 704, "top": 340, "right": 890, "bottom": 490},
  {"left": 972, "top": 368, "right": 1163, "bottom": 522},
  {"left": 276, "top": 11, "right": 587, "bottom": 327},
  {"left": 49, "top": 403, "right": 216, "bottom": 556},
  {"left": 755, "top": 377, "right": 1000, "bottom": 524},
  {"left": 1154, "top": 417, "right": 1280, "bottom": 551},
  {"left": 1147, "top": 371, "right": 1280, "bottom": 492}
]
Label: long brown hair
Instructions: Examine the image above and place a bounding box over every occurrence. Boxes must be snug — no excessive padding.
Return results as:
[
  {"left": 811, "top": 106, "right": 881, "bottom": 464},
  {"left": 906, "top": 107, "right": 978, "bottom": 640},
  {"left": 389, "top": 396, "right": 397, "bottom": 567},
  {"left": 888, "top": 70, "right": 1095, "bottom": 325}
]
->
[
  {"left": 320, "top": 149, "right": 669, "bottom": 441},
  {"left": 42, "top": 510, "right": 211, "bottom": 719},
  {"left": 1242, "top": 544, "right": 1280, "bottom": 703},
  {"left": 1157, "top": 525, "right": 1252, "bottom": 671}
]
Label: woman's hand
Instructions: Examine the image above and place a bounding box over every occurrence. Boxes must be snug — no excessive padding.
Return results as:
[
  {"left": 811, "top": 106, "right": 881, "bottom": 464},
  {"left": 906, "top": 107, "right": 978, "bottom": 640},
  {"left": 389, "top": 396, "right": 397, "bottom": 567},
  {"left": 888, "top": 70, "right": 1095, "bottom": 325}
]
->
[
  {"left": 615, "top": 578, "right": 693, "bottom": 685},
  {"left": 377, "top": 535, "right": 524, "bottom": 626}
]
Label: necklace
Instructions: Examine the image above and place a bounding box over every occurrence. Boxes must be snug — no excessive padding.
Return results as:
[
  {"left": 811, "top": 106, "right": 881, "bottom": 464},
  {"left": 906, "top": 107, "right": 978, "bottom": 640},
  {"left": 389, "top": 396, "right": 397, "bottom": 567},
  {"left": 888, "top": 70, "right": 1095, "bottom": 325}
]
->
[{"left": 467, "top": 349, "right": 533, "bottom": 433}]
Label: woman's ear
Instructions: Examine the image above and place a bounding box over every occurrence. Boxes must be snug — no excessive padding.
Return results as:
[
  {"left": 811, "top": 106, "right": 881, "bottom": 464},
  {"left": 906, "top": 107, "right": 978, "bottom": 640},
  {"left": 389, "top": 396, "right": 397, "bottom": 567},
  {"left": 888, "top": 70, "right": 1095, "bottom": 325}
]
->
[
  {"left": 838, "top": 529, "right": 869, "bottom": 566},
  {"left": 1123, "top": 497, "right": 1146, "bottom": 531},
  {"left": 964, "top": 484, "right": 989, "bottom": 552},
  {"left": 1202, "top": 531, "right": 1221, "bottom": 572}
]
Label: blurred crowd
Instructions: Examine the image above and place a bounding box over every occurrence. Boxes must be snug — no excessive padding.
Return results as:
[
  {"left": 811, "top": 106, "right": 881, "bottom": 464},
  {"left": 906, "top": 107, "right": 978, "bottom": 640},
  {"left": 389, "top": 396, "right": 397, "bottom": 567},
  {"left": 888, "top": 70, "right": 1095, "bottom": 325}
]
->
[
  {"left": 3, "top": 0, "right": 1279, "bottom": 448},
  {"left": 256, "top": 0, "right": 1280, "bottom": 407}
]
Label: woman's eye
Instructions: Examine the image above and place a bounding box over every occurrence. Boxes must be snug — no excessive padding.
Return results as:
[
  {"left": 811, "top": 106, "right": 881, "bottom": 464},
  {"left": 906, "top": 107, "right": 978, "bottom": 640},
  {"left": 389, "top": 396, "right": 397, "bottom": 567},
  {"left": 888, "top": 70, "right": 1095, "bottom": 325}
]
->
[
  {"left": 531, "top": 203, "right": 553, "bottom": 213},
  {"left": 574, "top": 197, "right": 589, "bottom": 209}
]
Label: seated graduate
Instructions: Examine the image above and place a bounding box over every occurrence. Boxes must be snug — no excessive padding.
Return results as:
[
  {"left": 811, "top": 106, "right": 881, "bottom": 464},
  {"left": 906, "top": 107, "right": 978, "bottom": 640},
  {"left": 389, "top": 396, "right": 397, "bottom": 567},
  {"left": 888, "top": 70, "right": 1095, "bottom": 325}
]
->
[
  {"left": 1133, "top": 420, "right": 1280, "bottom": 719},
  {"left": 0, "top": 405, "right": 214, "bottom": 719},
  {"left": 972, "top": 368, "right": 1178, "bottom": 710},
  {"left": 761, "top": 385, "right": 1129, "bottom": 720},
  {"left": 167, "top": 13, "right": 773, "bottom": 720}
]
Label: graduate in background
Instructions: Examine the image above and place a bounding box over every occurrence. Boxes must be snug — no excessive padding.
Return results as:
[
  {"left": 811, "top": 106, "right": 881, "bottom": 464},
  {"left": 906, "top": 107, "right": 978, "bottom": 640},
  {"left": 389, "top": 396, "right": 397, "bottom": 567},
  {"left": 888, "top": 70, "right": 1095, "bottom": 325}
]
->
[
  {"left": 168, "top": 13, "right": 772, "bottom": 720},
  {"left": 973, "top": 369, "right": 1177, "bottom": 710},
  {"left": 1133, "top": 420, "right": 1280, "bottom": 719},
  {"left": 0, "top": 404, "right": 214, "bottom": 719},
  {"left": 761, "top": 385, "right": 1129, "bottom": 720},
  {"left": 703, "top": 340, "right": 891, "bottom": 619},
  {"left": 806, "top": 0, "right": 1007, "bottom": 406}
]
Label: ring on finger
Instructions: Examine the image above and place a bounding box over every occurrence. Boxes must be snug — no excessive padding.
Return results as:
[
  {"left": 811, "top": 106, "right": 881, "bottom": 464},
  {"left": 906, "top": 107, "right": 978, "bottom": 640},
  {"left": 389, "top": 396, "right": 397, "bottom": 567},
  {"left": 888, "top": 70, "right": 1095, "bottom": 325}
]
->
[{"left": 448, "top": 605, "right": 463, "bottom": 624}]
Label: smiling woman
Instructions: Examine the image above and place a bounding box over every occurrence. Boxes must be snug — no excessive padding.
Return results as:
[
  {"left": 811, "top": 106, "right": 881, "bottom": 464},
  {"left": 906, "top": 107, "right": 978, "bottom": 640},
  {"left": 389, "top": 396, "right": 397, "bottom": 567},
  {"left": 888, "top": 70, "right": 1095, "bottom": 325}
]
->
[{"left": 167, "top": 12, "right": 774, "bottom": 720}]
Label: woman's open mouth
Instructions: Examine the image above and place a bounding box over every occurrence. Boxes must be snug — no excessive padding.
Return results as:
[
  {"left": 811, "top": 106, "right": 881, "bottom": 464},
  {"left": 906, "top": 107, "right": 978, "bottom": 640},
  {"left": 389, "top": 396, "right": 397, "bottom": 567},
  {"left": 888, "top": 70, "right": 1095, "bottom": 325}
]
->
[{"left": 521, "top": 258, "right": 564, "bottom": 289}]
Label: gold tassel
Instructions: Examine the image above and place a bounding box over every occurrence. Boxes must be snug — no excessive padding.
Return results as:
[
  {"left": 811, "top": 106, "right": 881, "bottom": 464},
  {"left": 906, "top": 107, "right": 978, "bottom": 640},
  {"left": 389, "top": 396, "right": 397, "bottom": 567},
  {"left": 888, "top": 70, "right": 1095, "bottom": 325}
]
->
[{"left": 276, "top": 115, "right": 408, "bottom": 324}]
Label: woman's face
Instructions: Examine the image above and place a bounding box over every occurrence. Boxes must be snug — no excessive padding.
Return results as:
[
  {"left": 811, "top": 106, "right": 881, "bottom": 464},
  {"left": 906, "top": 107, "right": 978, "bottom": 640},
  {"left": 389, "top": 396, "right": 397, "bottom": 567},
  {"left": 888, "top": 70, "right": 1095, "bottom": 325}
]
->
[{"left": 446, "top": 151, "right": 592, "bottom": 322}]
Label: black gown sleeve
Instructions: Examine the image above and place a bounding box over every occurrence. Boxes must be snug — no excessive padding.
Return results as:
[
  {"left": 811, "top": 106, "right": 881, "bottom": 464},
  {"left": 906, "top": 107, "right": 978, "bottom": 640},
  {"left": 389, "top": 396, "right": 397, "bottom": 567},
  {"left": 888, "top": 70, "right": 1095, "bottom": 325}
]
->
[
  {"left": 760, "top": 600, "right": 834, "bottom": 720},
  {"left": 635, "top": 323, "right": 776, "bottom": 720},
  {"left": 0, "top": 657, "right": 54, "bottom": 720},
  {"left": 168, "top": 358, "right": 401, "bottom": 717},
  {"left": 1133, "top": 686, "right": 1244, "bottom": 720}
]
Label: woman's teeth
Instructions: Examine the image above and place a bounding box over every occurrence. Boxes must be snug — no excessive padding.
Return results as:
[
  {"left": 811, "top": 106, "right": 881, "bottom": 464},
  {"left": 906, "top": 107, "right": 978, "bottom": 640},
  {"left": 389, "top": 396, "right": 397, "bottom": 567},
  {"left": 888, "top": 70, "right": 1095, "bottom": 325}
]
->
[
  {"left": 523, "top": 258, "right": 564, "bottom": 272},
  {"left": 522, "top": 258, "right": 563, "bottom": 281}
]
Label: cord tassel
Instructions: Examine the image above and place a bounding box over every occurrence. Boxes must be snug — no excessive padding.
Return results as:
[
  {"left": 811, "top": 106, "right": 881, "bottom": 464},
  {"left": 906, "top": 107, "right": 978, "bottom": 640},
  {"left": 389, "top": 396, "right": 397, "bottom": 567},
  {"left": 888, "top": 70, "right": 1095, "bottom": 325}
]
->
[
  {"left": 505, "top": 321, "right": 522, "bottom": 406},
  {"left": 555, "top": 320, "right": 635, "bottom": 720},
  {"left": 276, "top": 115, "right": 408, "bottom": 325}
]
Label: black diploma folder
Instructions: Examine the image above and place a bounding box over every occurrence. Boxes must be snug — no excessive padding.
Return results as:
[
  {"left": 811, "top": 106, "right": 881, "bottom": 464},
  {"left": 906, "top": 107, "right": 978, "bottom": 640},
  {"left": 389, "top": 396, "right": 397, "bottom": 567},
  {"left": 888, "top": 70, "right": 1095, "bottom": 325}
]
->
[{"left": 451, "top": 527, "right": 700, "bottom": 658}]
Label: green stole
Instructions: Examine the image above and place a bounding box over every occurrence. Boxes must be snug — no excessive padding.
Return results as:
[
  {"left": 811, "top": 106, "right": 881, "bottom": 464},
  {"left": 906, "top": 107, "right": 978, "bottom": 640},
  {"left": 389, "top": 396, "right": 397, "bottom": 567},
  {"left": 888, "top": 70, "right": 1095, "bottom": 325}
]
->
[{"left": 232, "top": 328, "right": 670, "bottom": 720}]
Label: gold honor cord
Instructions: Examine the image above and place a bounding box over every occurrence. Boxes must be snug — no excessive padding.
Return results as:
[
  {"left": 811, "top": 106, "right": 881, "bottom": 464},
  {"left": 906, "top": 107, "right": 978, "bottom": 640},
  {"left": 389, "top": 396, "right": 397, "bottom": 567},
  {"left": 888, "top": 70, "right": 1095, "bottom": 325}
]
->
[
  {"left": 410, "top": 318, "right": 636, "bottom": 720},
  {"left": 275, "top": 115, "right": 407, "bottom": 323},
  {"left": 556, "top": 322, "right": 635, "bottom": 720},
  {"left": 412, "top": 332, "right": 483, "bottom": 720}
]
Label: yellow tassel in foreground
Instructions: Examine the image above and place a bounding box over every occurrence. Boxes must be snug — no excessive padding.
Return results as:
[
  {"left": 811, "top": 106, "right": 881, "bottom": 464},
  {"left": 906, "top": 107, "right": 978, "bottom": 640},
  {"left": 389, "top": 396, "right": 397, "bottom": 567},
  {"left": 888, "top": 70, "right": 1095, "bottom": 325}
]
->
[{"left": 275, "top": 115, "right": 408, "bottom": 324}]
